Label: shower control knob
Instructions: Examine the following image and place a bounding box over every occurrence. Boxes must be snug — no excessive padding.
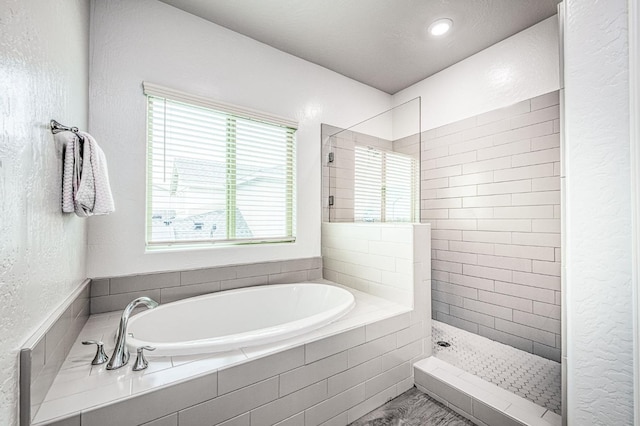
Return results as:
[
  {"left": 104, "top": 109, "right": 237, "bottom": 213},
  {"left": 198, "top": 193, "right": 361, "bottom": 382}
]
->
[
  {"left": 82, "top": 340, "right": 109, "bottom": 365},
  {"left": 133, "top": 346, "right": 156, "bottom": 371}
]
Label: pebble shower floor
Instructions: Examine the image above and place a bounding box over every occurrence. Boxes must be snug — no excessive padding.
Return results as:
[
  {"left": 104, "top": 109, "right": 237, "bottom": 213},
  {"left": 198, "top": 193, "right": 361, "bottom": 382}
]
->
[{"left": 432, "top": 320, "right": 562, "bottom": 415}]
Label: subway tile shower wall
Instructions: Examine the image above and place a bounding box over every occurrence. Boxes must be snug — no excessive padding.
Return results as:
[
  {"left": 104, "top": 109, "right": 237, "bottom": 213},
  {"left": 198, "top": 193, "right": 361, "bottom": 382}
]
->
[
  {"left": 90, "top": 257, "right": 322, "bottom": 314},
  {"left": 421, "top": 91, "right": 561, "bottom": 362}
]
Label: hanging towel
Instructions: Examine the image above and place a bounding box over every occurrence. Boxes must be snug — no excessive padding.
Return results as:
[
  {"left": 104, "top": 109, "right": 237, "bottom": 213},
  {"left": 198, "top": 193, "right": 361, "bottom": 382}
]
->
[
  {"left": 61, "top": 131, "right": 85, "bottom": 214},
  {"left": 60, "top": 130, "right": 115, "bottom": 217}
]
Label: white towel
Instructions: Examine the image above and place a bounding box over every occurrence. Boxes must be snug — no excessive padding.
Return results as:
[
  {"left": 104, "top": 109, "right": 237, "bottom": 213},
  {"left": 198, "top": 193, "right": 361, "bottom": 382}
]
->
[
  {"left": 60, "top": 130, "right": 115, "bottom": 217},
  {"left": 61, "top": 132, "right": 77, "bottom": 213}
]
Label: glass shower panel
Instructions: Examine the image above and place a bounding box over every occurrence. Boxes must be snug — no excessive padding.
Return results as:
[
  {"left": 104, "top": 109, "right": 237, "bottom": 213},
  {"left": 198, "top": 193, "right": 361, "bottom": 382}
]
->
[{"left": 321, "top": 97, "right": 421, "bottom": 223}]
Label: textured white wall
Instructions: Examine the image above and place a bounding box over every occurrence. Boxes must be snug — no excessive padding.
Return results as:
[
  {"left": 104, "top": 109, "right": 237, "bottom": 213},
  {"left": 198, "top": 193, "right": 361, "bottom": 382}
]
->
[
  {"left": 392, "top": 16, "right": 560, "bottom": 134},
  {"left": 87, "top": 0, "right": 392, "bottom": 277},
  {"left": 564, "top": 0, "right": 634, "bottom": 424},
  {"left": 0, "top": 0, "right": 89, "bottom": 424}
]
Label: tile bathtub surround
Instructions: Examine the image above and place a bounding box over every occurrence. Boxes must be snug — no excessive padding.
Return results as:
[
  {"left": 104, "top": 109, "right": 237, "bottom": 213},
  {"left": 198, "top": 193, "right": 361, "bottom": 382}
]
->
[
  {"left": 322, "top": 223, "right": 431, "bottom": 309},
  {"left": 32, "top": 282, "right": 429, "bottom": 426},
  {"left": 422, "top": 91, "right": 561, "bottom": 361},
  {"left": 90, "top": 257, "right": 322, "bottom": 314},
  {"left": 20, "top": 279, "right": 91, "bottom": 426}
]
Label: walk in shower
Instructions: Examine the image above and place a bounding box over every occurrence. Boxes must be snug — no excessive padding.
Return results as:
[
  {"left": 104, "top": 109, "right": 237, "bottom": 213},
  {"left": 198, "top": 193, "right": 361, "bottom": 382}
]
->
[
  {"left": 321, "top": 92, "right": 562, "bottom": 421},
  {"left": 421, "top": 90, "right": 562, "bottom": 417}
]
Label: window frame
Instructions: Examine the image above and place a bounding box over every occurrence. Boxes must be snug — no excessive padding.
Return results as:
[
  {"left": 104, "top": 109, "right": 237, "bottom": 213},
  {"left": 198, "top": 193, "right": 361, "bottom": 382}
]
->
[{"left": 143, "top": 82, "right": 298, "bottom": 249}]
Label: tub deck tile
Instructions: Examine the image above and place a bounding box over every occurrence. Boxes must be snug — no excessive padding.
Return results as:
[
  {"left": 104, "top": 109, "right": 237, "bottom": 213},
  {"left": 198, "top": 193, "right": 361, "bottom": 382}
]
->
[{"left": 32, "top": 281, "right": 410, "bottom": 426}]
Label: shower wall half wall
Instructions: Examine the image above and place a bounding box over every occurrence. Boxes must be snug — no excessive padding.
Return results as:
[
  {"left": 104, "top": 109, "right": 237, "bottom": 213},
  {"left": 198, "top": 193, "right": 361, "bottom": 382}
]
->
[{"left": 423, "top": 91, "right": 561, "bottom": 362}]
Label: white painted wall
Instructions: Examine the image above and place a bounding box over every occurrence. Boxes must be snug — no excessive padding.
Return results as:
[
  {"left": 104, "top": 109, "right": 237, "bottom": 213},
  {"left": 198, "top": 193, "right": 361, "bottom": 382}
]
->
[
  {"left": 563, "top": 0, "right": 634, "bottom": 424},
  {"left": 392, "top": 16, "right": 560, "bottom": 134},
  {"left": 0, "top": 0, "right": 89, "bottom": 424},
  {"left": 87, "top": 0, "right": 392, "bottom": 277}
]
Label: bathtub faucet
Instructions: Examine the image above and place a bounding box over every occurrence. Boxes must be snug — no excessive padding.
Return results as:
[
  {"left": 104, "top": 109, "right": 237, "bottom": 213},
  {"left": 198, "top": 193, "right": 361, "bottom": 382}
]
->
[{"left": 106, "top": 296, "right": 159, "bottom": 370}]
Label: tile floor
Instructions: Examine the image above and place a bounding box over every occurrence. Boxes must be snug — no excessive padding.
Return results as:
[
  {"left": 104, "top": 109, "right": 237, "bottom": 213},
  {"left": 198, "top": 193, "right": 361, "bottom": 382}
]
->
[
  {"left": 432, "top": 321, "right": 561, "bottom": 415},
  {"left": 350, "top": 386, "right": 474, "bottom": 426}
]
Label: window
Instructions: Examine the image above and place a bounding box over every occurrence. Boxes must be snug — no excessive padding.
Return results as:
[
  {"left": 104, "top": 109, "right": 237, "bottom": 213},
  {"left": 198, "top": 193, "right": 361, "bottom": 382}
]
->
[
  {"left": 144, "top": 83, "right": 296, "bottom": 246},
  {"left": 354, "top": 146, "right": 418, "bottom": 222}
]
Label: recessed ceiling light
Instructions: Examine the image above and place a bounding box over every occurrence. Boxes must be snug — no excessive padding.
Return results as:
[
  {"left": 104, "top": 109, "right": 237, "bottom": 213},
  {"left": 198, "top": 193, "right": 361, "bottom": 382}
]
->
[{"left": 428, "top": 18, "right": 453, "bottom": 37}]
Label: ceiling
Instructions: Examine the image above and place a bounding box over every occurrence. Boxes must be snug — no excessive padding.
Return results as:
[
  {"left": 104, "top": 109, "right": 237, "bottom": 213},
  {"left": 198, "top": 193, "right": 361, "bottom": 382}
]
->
[{"left": 158, "top": 0, "right": 561, "bottom": 94}]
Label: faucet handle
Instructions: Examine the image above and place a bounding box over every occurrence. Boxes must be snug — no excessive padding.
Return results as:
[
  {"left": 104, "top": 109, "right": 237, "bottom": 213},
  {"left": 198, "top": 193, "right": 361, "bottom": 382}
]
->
[
  {"left": 82, "top": 340, "right": 109, "bottom": 365},
  {"left": 132, "top": 346, "right": 156, "bottom": 371}
]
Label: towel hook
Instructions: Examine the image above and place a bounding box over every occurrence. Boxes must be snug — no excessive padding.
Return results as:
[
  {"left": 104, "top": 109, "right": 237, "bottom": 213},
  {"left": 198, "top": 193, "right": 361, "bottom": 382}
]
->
[{"left": 50, "top": 119, "right": 79, "bottom": 134}]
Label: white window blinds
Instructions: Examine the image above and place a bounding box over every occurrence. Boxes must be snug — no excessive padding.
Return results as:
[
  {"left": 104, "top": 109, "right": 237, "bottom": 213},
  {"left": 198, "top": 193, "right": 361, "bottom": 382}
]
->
[
  {"left": 144, "top": 84, "right": 296, "bottom": 246},
  {"left": 354, "top": 147, "right": 383, "bottom": 222},
  {"left": 354, "top": 146, "right": 418, "bottom": 223}
]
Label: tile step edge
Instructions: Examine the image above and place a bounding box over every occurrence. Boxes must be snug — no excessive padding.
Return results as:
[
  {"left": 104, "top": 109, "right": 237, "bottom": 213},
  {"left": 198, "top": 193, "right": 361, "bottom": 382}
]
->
[{"left": 413, "top": 356, "right": 561, "bottom": 426}]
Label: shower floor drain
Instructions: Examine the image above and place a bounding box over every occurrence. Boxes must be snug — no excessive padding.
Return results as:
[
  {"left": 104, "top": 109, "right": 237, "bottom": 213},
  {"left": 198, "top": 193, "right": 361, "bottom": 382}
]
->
[{"left": 436, "top": 341, "right": 451, "bottom": 348}]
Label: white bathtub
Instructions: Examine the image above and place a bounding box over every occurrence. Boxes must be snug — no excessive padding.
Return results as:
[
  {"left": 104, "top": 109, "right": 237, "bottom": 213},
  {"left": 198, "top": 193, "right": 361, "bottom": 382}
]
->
[{"left": 126, "top": 283, "right": 355, "bottom": 356}]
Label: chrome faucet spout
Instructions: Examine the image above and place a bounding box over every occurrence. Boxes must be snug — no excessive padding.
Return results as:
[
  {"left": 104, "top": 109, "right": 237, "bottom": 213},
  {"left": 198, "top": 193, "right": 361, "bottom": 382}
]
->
[{"left": 106, "top": 296, "right": 159, "bottom": 370}]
